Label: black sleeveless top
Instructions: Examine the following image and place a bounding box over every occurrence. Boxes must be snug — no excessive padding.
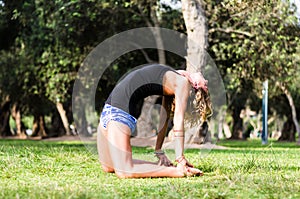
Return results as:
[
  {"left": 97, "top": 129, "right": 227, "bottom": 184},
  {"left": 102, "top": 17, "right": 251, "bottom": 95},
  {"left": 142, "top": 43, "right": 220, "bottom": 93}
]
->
[{"left": 106, "top": 64, "right": 176, "bottom": 118}]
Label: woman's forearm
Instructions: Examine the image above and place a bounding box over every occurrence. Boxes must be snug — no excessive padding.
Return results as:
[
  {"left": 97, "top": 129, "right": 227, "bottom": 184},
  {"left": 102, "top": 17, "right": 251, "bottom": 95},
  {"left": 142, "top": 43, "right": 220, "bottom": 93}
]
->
[
  {"left": 155, "top": 125, "right": 167, "bottom": 151},
  {"left": 174, "top": 136, "right": 184, "bottom": 158},
  {"left": 172, "top": 77, "right": 189, "bottom": 159},
  {"left": 155, "top": 115, "right": 169, "bottom": 151},
  {"left": 155, "top": 97, "right": 172, "bottom": 151}
]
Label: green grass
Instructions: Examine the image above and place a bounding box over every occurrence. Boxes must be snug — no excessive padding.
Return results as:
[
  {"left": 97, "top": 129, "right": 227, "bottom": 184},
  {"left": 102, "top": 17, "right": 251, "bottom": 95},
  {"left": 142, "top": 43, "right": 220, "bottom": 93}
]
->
[{"left": 0, "top": 139, "right": 300, "bottom": 199}]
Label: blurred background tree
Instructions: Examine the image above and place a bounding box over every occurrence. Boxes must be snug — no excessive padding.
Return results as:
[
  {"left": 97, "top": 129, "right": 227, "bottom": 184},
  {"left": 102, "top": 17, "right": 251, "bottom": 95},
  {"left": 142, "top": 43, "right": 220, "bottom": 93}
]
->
[
  {"left": 205, "top": 0, "right": 300, "bottom": 141},
  {"left": 0, "top": 0, "right": 299, "bottom": 143}
]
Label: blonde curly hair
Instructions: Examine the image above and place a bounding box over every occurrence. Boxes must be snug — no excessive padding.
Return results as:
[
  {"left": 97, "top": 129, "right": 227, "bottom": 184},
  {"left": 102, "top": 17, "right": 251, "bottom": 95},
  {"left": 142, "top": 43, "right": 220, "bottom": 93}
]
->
[
  {"left": 194, "top": 88, "right": 213, "bottom": 123},
  {"left": 170, "top": 88, "right": 213, "bottom": 127}
]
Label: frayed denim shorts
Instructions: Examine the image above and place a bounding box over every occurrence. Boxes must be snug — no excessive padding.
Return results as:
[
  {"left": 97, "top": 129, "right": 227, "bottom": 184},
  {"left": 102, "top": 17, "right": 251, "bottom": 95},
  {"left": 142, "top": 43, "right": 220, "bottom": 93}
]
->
[{"left": 100, "top": 104, "right": 137, "bottom": 133}]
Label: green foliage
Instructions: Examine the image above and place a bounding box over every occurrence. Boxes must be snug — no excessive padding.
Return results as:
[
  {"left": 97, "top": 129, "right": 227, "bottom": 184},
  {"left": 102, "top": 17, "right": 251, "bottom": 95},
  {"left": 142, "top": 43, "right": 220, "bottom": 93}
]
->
[
  {"left": 206, "top": 0, "right": 300, "bottom": 85},
  {"left": 0, "top": 0, "right": 299, "bottom": 137},
  {"left": 204, "top": 0, "right": 300, "bottom": 137},
  {"left": 22, "top": 115, "right": 34, "bottom": 129},
  {"left": 9, "top": 116, "right": 16, "bottom": 130}
]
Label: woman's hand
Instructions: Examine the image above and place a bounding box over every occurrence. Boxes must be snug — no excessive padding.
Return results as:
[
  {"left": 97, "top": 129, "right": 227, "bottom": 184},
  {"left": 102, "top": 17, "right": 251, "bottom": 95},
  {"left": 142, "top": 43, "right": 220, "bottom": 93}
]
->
[
  {"left": 155, "top": 151, "right": 173, "bottom": 167},
  {"left": 175, "top": 155, "right": 194, "bottom": 167},
  {"left": 176, "top": 70, "right": 208, "bottom": 92},
  {"left": 189, "top": 72, "right": 208, "bottom": 92}
]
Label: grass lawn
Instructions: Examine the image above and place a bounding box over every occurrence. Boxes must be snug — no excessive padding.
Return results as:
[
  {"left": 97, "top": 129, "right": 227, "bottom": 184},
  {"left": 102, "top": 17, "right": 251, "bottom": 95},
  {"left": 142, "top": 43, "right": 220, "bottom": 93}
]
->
[{"left": 0, "top": 138, "right": 300, "bottom": 199}]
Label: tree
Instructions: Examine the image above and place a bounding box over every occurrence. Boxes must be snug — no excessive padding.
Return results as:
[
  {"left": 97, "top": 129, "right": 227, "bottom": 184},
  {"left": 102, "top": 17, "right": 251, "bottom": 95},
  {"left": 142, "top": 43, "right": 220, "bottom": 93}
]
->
[
  {"left": 181, "top": 0, "right": 210, "bottom": 143},
  {"left": 205, "top": 0, "right": 300, "bottom": 140},
  {"left": 182, "top": 0, "right": 208, "bottom": 73},
  {"left": 134, "top": 0, "right": 167, "bottom": 138}
]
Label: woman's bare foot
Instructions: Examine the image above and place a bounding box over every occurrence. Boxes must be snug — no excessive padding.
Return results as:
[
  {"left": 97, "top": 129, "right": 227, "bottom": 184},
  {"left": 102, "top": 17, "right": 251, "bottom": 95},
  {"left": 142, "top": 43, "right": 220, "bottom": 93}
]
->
[
  {"left": 177, "top": 164, "right": 203, "bottom": 177},
  {"left": 176, "top": 156, "right": 204, "bottom": 177}
]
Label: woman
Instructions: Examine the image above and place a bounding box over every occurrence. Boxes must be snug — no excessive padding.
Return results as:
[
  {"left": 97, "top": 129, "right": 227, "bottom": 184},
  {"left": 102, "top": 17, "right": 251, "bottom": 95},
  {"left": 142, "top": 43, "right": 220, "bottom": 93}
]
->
[{"left": 97, "top": 64, "right": 212, "bottom": 178}]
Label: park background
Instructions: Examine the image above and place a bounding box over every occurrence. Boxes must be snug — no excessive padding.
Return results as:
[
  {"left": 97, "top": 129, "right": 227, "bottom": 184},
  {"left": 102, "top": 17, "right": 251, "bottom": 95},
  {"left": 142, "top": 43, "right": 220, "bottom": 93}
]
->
[
  {"left": 1, "top": 0, "right": 300, "bottom": 198},
  {"left": 0, "top": 0, "right": 300, "bottom": 142}
]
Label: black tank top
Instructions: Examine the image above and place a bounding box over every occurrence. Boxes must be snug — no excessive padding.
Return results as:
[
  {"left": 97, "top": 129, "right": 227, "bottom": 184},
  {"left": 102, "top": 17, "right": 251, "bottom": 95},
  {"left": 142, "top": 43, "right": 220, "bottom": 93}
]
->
[{"left": 106, "top": 64, "right": 176, "bottom": 118}]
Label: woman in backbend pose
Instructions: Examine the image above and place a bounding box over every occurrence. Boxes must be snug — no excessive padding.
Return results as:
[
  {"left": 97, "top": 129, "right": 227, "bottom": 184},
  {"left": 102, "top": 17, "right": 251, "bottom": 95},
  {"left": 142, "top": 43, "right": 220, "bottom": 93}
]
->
[{"left": 97, "top": 64, "right": 212, "bottom": 178}]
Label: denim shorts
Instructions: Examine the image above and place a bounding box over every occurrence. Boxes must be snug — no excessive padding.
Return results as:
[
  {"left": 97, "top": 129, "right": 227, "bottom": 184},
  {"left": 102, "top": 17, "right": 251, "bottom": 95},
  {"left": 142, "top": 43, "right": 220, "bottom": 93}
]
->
[{"left": 100, "top": 104, "right": 137, "bottom": 133}]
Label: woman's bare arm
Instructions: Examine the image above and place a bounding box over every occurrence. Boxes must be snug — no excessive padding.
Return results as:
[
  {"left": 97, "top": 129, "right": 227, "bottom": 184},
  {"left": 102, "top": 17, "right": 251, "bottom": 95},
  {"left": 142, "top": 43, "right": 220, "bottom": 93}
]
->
[
  {"left": 172, "top": 76, "right": 190, "bottom": 159},
  {"left": 154, "top": 96, "right": 174, "bottom": 166},
  {"left": 155, "top": 96, "right": 172, "bottom": 151}
]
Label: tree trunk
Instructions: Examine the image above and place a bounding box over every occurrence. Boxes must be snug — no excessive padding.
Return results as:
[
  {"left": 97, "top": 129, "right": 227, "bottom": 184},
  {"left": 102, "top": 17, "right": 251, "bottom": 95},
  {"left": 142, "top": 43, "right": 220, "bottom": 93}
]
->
[
  {"left": 50, "top": 113, "right": 65, "bottom": 137},
  {"left": 75, "top": 97, "right": 89, "bottom": 136},
  {"left": 31, "top": 114, "right": 48, "bottom": 138},
  {"left": 276, "top": 82, "right": 300, "bottom": 143},
  {"left": 223, "top": 121, "right": 232, "bottom": 138},
  {"left": 182, "top": 0, "right": 208, "bottom": 73},
  {"left": 0, "top": 98, "right": 12, "bottom": 137},
  {"left": 11, "top": 103, "right": 26, "bottom": 138},
  {"left": 217, "top": 108, "right": 233, "bottom": 139},
  {"left": 182, "top": 0, "right": 209, "bottom": 143},
  {"left": 136, "top": 1, "right": 166, "bottom": 138},
  {"left": 231, "top": 106, "right": 244, "bottom": 139},
  {"left": 229, "top": 79, "right": 252, "bottom": 139},
  {"left": 137, "top": 0, "right": 166, "bottom": 65},
  {"left": 149, "top": 3, "right": 166, "bottom": 65},
  {"left": 136, "top": 96, "right": 158, "bottom": 138},
  {"left": 56, "top": 101, "right": 71, "bottom": 136},
  {"left": 278, "top": 117, "right": 295, "bottom": 141}
]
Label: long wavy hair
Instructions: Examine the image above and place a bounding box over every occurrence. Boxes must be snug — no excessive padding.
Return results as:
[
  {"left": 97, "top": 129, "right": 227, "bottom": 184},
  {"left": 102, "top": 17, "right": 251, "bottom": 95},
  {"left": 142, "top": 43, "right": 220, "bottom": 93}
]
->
[
  {"left": 193, "top": 88, "right": 213, "bottom": 123},
  {"left": 170, "top": 88, "right": 213, "bottom": 127}
]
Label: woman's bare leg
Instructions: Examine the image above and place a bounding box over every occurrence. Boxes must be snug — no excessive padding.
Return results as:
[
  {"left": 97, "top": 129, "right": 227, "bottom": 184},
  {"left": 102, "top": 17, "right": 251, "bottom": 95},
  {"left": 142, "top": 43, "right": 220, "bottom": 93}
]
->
[
  {"left": 97, "top": 123, "right": 155, "bottom": 172},
  {"left": 133, "top": 159, "right": 157, "bottom": 165},
  {"left": 97, "top": 124, "right": 114, "bottom": 173},
  {"left": 106, "top": 121, "right": 184, "bottom": 178}
]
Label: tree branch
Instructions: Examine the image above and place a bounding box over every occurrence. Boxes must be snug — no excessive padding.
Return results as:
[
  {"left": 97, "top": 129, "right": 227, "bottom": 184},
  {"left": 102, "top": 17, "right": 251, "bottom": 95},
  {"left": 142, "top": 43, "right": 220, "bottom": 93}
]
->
[
  {"left": 276, "top": 81, "right": 300, "bottom": 143},
  {"left": 209, "top": 27, "right": 254, "bottom": 38},
  {"left": 129, "top": 42, "right": 154, "bottom": 63}
]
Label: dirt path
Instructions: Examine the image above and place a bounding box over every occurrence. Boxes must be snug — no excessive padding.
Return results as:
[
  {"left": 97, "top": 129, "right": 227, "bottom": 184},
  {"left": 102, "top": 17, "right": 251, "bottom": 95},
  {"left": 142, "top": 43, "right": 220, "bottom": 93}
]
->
[
  {"left": 130, "top": 136, "right": 227, "bottom": 150},
  {"left": 2, "top": 135, "right": 227, "bottom": 150}
]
